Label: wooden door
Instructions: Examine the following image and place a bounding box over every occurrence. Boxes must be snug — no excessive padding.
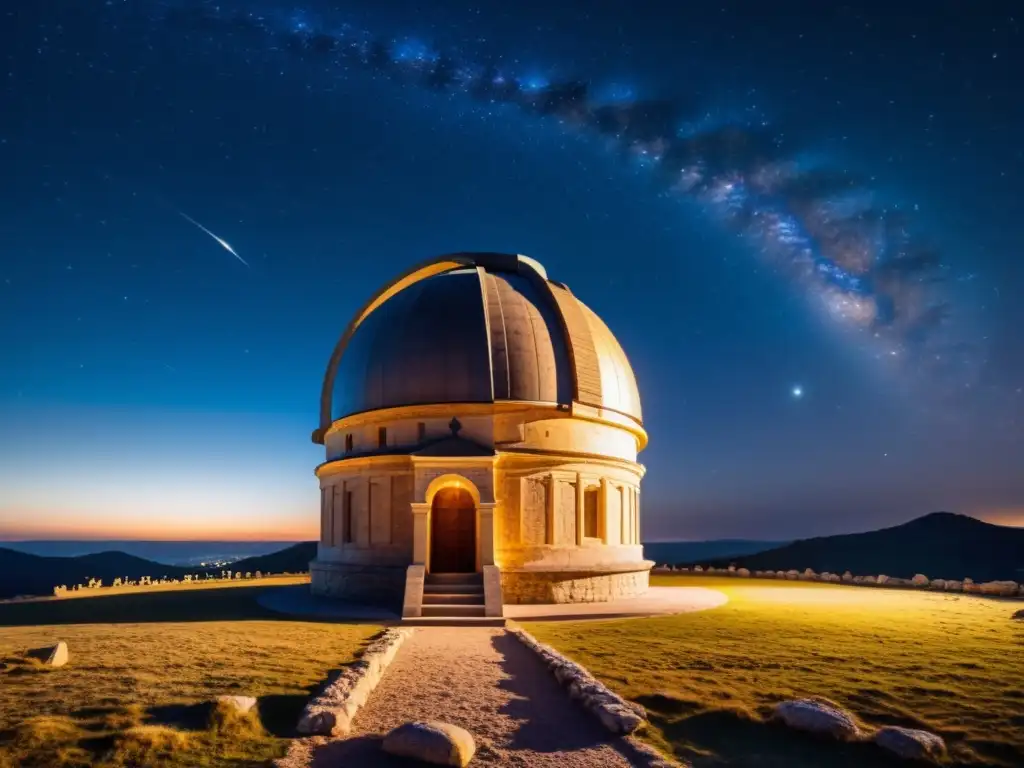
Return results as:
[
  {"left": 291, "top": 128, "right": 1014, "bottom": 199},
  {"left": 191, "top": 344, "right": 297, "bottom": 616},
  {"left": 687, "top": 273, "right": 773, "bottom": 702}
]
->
[{"left": 430, "top": 487, "right": 476, "bottom": 573}]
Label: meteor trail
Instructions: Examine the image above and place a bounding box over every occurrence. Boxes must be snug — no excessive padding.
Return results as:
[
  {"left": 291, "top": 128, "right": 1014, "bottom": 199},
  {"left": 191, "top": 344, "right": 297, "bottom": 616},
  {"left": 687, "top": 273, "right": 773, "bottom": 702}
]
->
[{"left": 179, "top": 211, "right": 249, "bottom": 267}]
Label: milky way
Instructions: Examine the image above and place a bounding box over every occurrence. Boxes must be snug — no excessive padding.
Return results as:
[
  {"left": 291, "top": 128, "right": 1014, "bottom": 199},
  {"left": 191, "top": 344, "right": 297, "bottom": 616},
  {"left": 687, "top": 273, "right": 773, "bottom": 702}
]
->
[{"left": 120, "top": 0, "right": 978, "bottom": 401}]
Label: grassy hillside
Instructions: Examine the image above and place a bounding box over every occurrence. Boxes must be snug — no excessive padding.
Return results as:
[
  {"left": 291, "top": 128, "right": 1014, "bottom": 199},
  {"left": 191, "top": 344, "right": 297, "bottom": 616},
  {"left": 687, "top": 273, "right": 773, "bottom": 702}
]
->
[
  {"left": 697, "top": 512, "right": 1024, "bottom": 582},
  {"left": 0, "top": 578, "right": 379, "bottom": 767},
  {"left": 525, "top": 574, "right": 1024, "bottom": 768}
]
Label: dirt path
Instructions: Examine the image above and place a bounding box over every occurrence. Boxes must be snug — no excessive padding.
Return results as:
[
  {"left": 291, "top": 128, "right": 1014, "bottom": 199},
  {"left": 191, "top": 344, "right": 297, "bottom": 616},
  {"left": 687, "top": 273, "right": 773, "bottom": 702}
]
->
[{"left": 309, "top": 627, "right": 643, "bottom": 767}]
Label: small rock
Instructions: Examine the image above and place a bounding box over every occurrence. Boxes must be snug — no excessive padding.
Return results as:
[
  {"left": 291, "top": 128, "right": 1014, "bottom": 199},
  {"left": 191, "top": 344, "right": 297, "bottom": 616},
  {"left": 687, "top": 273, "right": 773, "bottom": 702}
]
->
[
  {"left": 217, "top": 695, "right": 257, "bottom": 714},
  {"left": 874, "top": 726, "right": 946, "bottom": 759},
  {"left": 911, "top": 574, "right": 929, "bottom": 586},
  {"left": 596, "top": 704, "right": 645, "bottom": 734},
  {"left": 978, "top": 580, "right": 1019, "bottom": 597},
  {"left": 45, "top": 641, "right": 68, "bottom": 668},
  {"left": 773, "top": 699, "right": 859, "bottom": 740},
  {"left": 383, "top": 721, "right": 476, "bottom": 767},
  {"left": 1012, "top": 609, "right": 1024, "bottom": 621},
  {"left": 737, "top": 568, "right": 750, "bottom": 577}
]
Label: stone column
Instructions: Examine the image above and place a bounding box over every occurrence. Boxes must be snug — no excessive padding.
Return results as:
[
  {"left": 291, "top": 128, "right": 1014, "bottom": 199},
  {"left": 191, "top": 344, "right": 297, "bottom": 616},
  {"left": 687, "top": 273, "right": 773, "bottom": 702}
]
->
[
  {"left": 545, "top": 474, "right": 555, "bottom": 545},
  {"left": 575, "top": 472, "right": 584, "bottom": 546},
  {"left": 411, "top": 502, "right": 430, "bottom": 565},
  {"left": 599, "top": 477, "right": 608, "bottom": 543},
  {"left": 634, "top": 489, "right": 641, "bottom": 544},
  {"left": 478, "top": 502, "right": 497, "bottom": 567}
]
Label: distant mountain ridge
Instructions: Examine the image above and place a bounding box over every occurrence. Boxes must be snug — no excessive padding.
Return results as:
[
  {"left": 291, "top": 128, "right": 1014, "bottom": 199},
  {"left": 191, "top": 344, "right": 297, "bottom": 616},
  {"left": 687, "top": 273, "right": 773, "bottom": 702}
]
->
[
  {"left": 0, "top": 542, "right": 317, "bottom": 600},
  {"left": 693, "top": 512, "right": 1024, "bottom": 583},
  {"left": 644, "top": 539, "right": 786, "bottom": 565}
]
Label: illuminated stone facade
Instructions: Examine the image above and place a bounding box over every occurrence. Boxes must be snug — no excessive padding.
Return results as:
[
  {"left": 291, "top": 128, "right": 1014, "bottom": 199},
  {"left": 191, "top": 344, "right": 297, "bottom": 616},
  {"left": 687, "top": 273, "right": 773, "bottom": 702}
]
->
[{"left": 309, "top": 253, "right": 652, "bottom": 612}]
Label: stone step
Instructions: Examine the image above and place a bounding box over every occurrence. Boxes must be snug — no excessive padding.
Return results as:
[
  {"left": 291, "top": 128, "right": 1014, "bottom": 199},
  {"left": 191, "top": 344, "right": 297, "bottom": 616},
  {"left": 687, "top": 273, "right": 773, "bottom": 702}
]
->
[
  {"left": 421, "top": 604, "right": 487, "bottom": 618},
  {"left": 422, "top": 593, "right": 484, "bottom": 606},
  {"left": 423, "top": 583, "right": 483, "bottom": 595},
  {"left": 403, "top": 616, "right": 506, "bottom": 628},
  {"left": 425, "top": 572, "right": 483, "bottom": 585}
]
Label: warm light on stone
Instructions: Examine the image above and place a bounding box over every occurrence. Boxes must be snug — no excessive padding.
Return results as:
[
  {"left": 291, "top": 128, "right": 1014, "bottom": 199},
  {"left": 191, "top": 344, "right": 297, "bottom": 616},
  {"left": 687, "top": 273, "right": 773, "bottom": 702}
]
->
[{"left": 308, "top": 253, "right": 653, "bottom": 613}]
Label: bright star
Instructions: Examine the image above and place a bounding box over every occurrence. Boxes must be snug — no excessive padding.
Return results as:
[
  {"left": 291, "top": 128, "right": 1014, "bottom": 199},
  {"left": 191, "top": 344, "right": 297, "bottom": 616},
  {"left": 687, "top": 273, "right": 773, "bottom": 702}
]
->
[{"left": 791, "top": 385, "right": 803, "bottom": 399}]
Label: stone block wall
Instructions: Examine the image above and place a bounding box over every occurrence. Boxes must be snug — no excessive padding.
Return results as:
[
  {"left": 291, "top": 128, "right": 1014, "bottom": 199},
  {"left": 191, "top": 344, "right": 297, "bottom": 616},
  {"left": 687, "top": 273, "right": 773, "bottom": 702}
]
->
[
  {"left": 501, "top": 567, "right": 650, "bottom": 604},
  {"left": 310, "top": 561, "right": 406, "bottom": 609}
]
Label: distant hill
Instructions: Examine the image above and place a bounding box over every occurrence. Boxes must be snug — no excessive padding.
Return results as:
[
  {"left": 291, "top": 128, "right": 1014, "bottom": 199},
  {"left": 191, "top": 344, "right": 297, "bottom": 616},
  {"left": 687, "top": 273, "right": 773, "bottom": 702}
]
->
[
  {"left": 227, "top": 542, "right": 316, "bottom": 574},
  {"left": 698, "top": 512, "right": 1024, "bottom": 583},
  {"left": 0, "top": 541, "right": 317, "bottom": 599},
  {"left": 0, "top": 548, "right": 192, "bottom": 599},
  {"left": 645, "top": 539, "right": 787, "bottom": 565}
]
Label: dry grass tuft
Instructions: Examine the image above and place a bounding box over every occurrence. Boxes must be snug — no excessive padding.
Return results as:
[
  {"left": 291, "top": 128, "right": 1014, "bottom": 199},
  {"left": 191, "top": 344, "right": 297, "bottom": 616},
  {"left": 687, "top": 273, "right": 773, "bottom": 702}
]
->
[
  {"left": 105, "top": 725, "right": 191, "bottom": 766},
  {"left": 208, "top": 699, "right": 265, "bottom": 740},
  {"left": 3, "top": 716, "right": 92, "bottom": 767}
]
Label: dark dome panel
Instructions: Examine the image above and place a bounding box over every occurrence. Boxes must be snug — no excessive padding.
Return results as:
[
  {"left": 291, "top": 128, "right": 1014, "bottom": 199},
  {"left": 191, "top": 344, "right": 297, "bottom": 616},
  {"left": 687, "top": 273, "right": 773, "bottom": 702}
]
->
[
  {"left": 331, "top": 270, "right": 493, "bottom": 420},
  {"left": 485, "top": 272, "right": 573, "bottom": 405}
]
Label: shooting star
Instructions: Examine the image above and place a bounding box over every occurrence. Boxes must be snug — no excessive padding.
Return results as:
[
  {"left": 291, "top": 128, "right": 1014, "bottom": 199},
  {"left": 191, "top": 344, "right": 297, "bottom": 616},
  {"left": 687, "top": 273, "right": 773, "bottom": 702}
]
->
[{"left": 179, "top": 211, "right": 249, "bottom": 267}]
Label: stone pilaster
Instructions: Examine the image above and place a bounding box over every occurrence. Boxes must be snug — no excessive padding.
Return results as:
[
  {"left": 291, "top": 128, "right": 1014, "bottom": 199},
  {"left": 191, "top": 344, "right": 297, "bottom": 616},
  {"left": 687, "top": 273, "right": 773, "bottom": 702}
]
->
[{"left": 411, "top": 502, "right": 430, "bottom": 565}]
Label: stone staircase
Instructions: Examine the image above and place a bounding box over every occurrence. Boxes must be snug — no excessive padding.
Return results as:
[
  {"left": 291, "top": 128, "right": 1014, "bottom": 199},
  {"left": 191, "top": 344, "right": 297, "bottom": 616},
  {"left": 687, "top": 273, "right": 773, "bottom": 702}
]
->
[{"left": 421, "top": 573, "right": 486, "bottom": 618}]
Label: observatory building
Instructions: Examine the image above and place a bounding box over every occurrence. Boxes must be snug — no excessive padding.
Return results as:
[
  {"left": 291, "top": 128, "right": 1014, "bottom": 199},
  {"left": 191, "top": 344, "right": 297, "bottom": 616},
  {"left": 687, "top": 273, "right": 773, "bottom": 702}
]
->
[{"left": 310, "top": 253, "right": 652, "bottom": 618}]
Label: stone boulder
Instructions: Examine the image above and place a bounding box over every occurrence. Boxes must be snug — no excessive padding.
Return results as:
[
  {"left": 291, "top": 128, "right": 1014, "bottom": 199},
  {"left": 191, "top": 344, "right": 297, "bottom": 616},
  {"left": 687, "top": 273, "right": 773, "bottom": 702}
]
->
[
  {"left": 978, "top": 581, "right": 1019, "bottom": 597},
  {"left": 1012, "top": 609, "right": 1024, "bottom": 621},
  {"left": 841, "top": 571, "right": 854, "bottom": 582},
  {"left": 785, "top": 570, "right": 800, "bottom": 580},
  {"left": 911, "top": 574, "right": 929, "bottom": 586},
  {"left": 874, "top": 726, "right": 946, "bottom": 760},
  {"left": 44, "top": 641, "right": 69, "bottom": 668},
  {"left": 876, "top": 574, "right": 889, "bottom": 585},
  {"left": 945, "top": 580, "right": 963, "bottom": 591},
  {"left": 930, "top": 579, "right": 947, "bottom": 590},
  {"left": 773, "top": 699, "right": 859, "bottom": 740},
  {"left": 382, "top": 721, "right": 476, "bottom": 767},
  {"left": 861, "top": 575, "right": 877, "bottom": 585},
  {"left": 217, "top": 695, "right": 257, "bottom": 714},
  {"left": 736, "top": 568, "right": 751, "bottom": 577}
]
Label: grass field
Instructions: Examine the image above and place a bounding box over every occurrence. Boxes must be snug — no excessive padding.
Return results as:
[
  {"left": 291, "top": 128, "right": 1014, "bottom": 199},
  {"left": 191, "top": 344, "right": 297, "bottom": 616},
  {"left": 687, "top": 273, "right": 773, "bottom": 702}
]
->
[
  {"left": 523, "top": 575, "right": 1024, "bottom": 768},
  {"left": 0, "top": 578, "right": 379, "bottom": 767}
]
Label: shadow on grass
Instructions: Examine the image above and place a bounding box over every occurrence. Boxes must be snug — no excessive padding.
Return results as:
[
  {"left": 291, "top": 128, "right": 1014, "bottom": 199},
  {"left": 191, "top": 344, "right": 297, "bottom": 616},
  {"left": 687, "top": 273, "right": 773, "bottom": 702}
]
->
[
  {"left": 0, "top": 584, "right": 350, "bottom": 627},
  {"left": 309, "top": 734, "right": 429, "bottom": 766},
  {"left": 637, "top": 697, "right": 912, "bottom": 768}
]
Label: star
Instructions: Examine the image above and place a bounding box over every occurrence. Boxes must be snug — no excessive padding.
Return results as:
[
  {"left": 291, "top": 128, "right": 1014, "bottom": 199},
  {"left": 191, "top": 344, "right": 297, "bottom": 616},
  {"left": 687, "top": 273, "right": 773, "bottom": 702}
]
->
[{"left": 791, "top": 385, "right": 804, "bottom": 399}]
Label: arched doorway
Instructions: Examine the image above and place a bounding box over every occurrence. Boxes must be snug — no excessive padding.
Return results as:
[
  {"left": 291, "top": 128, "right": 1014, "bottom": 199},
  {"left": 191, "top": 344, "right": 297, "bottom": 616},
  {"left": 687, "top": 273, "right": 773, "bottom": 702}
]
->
[{"left": 430, "top": 487, "right": 477, "bottom": 573}]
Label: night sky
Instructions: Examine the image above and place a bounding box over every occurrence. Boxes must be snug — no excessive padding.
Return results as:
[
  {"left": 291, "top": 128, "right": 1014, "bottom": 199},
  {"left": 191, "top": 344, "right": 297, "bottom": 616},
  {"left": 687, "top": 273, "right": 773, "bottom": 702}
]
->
[{"left": 1, "top": 1, "right": 1022, "bottom": 542}]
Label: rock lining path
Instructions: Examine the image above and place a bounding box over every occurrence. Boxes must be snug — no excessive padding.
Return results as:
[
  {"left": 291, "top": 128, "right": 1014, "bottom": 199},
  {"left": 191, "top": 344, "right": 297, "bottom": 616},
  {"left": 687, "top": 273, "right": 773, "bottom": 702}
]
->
[{"left": 308, "top": 627, "right": 650, "bottom": 767}]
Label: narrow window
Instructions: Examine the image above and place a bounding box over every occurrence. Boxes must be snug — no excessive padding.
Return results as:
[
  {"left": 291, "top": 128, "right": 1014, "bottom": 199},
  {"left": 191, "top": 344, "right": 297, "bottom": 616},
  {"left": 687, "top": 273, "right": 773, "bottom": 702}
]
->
[
  {"left": 344, "top": 433, "right": 353, "bottom": 453},
  {"left": 343, "top": 490, "right": 353, "bottom": 544},
  {"left": 584, "top": 487, "right": 600, "bottom": 539},
  {"left": 417, "top": 422, "right": 426, "bottom": 442},
  {"left": 378, "top": 427, "right": 387, "bottom": 448}
]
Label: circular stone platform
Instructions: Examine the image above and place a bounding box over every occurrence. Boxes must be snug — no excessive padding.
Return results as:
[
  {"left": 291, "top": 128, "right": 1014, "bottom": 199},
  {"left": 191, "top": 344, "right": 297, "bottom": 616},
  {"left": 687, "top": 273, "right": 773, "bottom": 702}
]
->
[{"left": 257, "top": 585, "right": 726, "bottom": 623}]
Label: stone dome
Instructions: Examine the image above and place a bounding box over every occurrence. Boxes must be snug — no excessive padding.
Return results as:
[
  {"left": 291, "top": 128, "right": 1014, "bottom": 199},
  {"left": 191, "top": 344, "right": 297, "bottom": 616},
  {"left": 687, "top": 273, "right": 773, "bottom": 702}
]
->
[{"left": 313, "top": 253, "right": 642, "bottom": 442}]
